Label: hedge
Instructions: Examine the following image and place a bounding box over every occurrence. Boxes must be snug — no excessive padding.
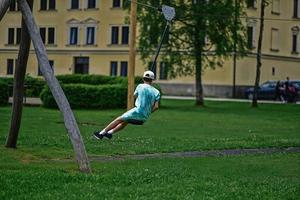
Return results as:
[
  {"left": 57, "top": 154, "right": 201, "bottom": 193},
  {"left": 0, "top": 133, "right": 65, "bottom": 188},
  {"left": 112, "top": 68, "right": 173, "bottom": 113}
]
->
[
  {"left": 40, "top": 84, "right": 128, "bottom": 109},
  {"left": 0, "top": 80, "right": 9, "bottom": 105},
  {"left": 56, "top": 74, "right": 143, "bottom": 86},
  {"left": 0, "top": 76, "right": 45, "bottom": 97},
  {"left": 40, "top": 82, "right": 161, "bottom": 109}
]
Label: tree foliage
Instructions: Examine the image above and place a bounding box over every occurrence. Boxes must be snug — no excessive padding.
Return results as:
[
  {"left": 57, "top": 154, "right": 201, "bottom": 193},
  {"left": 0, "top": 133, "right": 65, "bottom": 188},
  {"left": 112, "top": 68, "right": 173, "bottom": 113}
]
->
[{"left": 125, "top": 0, "right": 248, "bottom": 79}]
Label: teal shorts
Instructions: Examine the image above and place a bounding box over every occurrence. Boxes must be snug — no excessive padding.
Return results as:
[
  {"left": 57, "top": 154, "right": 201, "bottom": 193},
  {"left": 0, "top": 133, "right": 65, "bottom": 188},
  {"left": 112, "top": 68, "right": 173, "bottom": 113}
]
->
[{"left": 121, "top": 108, "right": 146, "bottom": 125}]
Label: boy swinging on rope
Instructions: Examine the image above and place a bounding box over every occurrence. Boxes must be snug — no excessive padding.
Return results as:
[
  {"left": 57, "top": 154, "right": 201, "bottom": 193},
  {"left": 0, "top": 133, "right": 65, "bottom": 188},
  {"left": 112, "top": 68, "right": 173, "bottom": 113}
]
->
[{"left": 94, "top": 71, "right": 160, "bottom": 140}]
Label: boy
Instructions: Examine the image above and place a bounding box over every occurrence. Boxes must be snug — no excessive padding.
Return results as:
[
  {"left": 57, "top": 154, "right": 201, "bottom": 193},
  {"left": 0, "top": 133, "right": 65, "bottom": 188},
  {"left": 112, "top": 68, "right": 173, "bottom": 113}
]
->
[{"left": 94, "top": 70, "right": 160, "bottom": 140}]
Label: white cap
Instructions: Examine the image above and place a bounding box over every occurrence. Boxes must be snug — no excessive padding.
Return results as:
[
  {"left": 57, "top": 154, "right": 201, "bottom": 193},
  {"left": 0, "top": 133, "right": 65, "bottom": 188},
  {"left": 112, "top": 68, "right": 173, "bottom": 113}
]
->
[{"left": 143, "top": 70, "right": 155, "bottom": 80}]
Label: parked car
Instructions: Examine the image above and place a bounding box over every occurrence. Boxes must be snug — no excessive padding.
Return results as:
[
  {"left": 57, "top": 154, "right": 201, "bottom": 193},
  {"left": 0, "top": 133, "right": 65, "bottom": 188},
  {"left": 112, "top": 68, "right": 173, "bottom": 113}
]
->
[{"left": 245, "top": 80, "right": 300, "bottom": 100}]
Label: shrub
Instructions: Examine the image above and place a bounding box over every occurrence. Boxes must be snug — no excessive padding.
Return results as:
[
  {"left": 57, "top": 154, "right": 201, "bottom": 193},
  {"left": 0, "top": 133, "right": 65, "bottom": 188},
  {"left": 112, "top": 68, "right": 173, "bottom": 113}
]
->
[
  {"left": 56, "top": 74, "right": 144, "bottom": 86},
  {"left": 0, "top": 76, "right": 45, "bottom": 97},
  {"left": 56, "top": 74, "right": 125, "bottom": 85},
  {"left": 0, "top": 80, "right": 9, "bottom": 105},
  {"left": 40, "top": 84, "right": 127, "bottom": 109}
]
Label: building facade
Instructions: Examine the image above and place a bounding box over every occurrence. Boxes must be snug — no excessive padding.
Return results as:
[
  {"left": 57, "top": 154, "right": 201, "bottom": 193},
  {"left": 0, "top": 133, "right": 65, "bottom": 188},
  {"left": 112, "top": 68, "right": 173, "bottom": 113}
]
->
[{"left": 0, "top": 0, "right": 300, "bottom": 97}]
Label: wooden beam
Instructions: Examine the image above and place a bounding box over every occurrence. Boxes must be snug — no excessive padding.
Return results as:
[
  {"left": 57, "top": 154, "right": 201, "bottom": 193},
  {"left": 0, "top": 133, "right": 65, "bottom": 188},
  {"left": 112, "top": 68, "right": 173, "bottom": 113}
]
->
[
  {"left": 6, "top": 0, "right": 33, "bottom": 148},
  {"left": 17, "top": 0, "right": 91, "bottom": 173},
  {"left": 127, "top": 0, "right": 137, "bottom": 110},
  {"left": 0, "top": 0, "right": 11, "bottom": 21}
]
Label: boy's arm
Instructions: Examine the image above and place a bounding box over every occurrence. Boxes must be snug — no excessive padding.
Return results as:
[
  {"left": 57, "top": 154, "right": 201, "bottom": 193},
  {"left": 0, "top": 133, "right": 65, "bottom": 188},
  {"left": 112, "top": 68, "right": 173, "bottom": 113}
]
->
[{"left": 152, "top": 101, "right": 159, "bottom": 113}]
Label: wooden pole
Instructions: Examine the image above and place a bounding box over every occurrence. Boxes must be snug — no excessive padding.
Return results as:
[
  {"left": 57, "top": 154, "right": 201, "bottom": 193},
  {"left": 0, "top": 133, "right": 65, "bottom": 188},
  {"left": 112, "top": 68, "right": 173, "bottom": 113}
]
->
[
  {"left": 127, "top": 0, "right": 137, "bottom": 110},
  {"left": 0, "top": 0, "right": 11, "bottom": 21},
  {"left": 17, "top": 0, "right": 91, "bottom": 173},
  {"left": 6, "top": 0, "right": 33, "bottom": 148}
]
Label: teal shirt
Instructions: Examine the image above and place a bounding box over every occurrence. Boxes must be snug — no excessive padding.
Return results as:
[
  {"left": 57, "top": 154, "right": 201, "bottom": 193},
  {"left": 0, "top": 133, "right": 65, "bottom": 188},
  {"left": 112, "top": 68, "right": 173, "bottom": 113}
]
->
[{"left": 121, "top": 83, "right": 160, "bottom": 122}]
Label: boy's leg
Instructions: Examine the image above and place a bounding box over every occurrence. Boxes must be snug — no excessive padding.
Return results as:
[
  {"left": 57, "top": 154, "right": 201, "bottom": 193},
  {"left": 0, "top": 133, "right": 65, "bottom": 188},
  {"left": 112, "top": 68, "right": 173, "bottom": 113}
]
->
[
  {"left": 103, "top": 116, "right": 125, "bottom": 133},
  {"left": 110, "top": 121, "right": 128, "bottom": 134}
]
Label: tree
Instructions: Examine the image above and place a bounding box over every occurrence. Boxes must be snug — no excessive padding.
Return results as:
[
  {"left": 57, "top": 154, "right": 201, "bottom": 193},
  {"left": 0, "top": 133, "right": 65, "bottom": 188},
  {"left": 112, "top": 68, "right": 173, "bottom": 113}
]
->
[
  {"left": 125, "top": 0, "right": 247, "bottom": 106},
  {"left": 6, "top": 0, "right": 33, "bottom": 148},
  {"left": 15, "top": 0, "right": 91, "bottom": 172},
  {"left": 0, "top": 0, "right": 11, "bottom": 21},
  {"left": 252, "top": 0, "right": 268, "bottom": 107}
]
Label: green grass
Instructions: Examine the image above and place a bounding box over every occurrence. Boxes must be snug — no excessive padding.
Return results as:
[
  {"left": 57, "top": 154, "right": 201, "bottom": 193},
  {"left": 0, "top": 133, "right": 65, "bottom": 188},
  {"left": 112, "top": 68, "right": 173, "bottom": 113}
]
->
[
  {"left": 0, "top": 99, "right": 299, "bottom": 158},
  {"left": 0, "top": 100, "right": 300, "bottom": 199},
  {"left": 0, "top": 152, "right": 299, "bottom": 200}
]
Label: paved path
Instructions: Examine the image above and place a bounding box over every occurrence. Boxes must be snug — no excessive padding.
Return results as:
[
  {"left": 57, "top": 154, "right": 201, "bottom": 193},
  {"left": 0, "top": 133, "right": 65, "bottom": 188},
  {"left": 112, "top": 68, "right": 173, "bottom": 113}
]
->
[
  {"left": 88, "top": 147, "right": 300, "bottom": 162},
  {"left": 47, "top": 147, "right": 300, "bottom": 162},
  {"left": 9, "top": 96, "right": 299, "bottom": 105},
  {"left": 163, "top": 96, "right": 300, "bottom": 104}
]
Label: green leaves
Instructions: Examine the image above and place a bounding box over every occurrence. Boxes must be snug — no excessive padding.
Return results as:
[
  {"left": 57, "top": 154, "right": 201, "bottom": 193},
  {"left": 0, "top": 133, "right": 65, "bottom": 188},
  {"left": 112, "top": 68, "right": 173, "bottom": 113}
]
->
[{"left": 125, "top": 0, "right": 248, "bottom": 77}]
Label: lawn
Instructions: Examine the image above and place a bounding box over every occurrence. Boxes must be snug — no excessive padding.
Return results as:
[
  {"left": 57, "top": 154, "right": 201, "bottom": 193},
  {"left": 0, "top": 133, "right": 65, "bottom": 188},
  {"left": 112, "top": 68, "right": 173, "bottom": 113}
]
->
[
  {"left": 0, "top": 99, "right": 299, "bottom": 157},
  {"left": 0, "top": 99, "right": 299, "bottom": 199}
]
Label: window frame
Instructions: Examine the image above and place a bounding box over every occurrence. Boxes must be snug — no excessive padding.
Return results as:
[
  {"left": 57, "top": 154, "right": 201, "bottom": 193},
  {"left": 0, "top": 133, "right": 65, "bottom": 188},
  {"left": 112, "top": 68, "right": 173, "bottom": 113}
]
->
[
  {"left": 120, "top": 61, "right": 128, "bottom": 77},
  {"left": 110, "top": 61, "right": 118, "bottom": 76},
  {"left": 112, "top": 0, "right": 121, "bottom": 8},
  {"left": 121, "top": 26, "right": 129, "bottom": 45},
  {"left": 111, "top": 26, "right": 119, "bottom": 45},
  {"left": 86, "top": 26, "right": 96, "bottom": 45},
  {"left": 7, "top": 59, "right": 14, "bottom": 75},
  {"left": 270, "top": 28, "right": 279, "bottom": 52},
  {"left": 69, "top": 26, "right": 79, "bottom": 45}
]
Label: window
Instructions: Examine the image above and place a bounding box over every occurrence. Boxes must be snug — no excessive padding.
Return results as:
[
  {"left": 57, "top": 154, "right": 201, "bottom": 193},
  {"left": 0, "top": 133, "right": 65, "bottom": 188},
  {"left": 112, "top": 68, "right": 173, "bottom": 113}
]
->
[
  {"left": 74, "top": 57, "right": 89, "bottom": 74},
  {"left": 16, "top": 28, "right": 21, "bottom": 44},
  {"left": 48, "top": 0, "right": 56, "bottom": 10},
  {"left": 120, "top": 61, "right": 128, "bottom": 77},
  {"left": 7, "top": 59, "right": 14, "bottom": 75},
  {"left": 40, "top": 27, "right": 55, "bottom": 45},
  {"left": 110, "top": 61, "right": 118, "bottom": 76},
  {"left": 87, "top": 0, "right": 96, "bottom": 9},
  {"left": 121, "top": 26, "right": 129, "bottom": 44},
  {"left": 40, "top": 0, "right": 47, "bottom": 10},
  {"left": 111, "top": 26, "right": 119, "bottom": 44},
  {"left": 71, "top": 0, "right": 79, "bottom": 9},
  {"left": 247, "top": 0, "right": 256, "bottom": 8},
  {"left": 9, "top": 0, "right": 18, "bottom": 11},
  {"left": 294, "top": 0, "right": 300, "bottom": 18},
  {"left": 40, "top": 0, "right": 56, "bottom": 10},
  {"left": 159, "top": 62, "right": 168, "bottom": 80},
  {"left": 291, "top": 26, "right": 299, "bottom": 53},
  {"left": 70, "top": 27, "right": 78, "bottom": 45},
  {"left": 113, "top": 0, "right": 121, "bottom": 8},
  {"left": 38, "top": 60, "right": 54, "bottom": 76},
  {"left": 7, "top": 28, "right": 22, "bottom": 45},
  {"left": 48, "top": 28, "right": 55, "bottom": 44},
  {"left": 39, "top": 27, "right": 46, "bottom": 44},
  {"left": 271, "top": 28, "right": 279, "bottom": 51},
  {"left": 8, "top": 28, "right": 15, "bottom": 45},
  {"left": 86, "top": 27, "right": 95, "bottom": 45},
  {"left": 247, "top": 26, "right": 255, "bottom": 49},
  {"left": 272, "top": 0, "right": 280, "bottom": 14}
]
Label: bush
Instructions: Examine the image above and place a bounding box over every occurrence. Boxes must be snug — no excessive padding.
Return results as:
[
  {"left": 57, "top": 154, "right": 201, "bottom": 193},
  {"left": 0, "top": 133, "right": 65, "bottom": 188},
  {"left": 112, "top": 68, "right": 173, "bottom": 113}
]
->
[
  {"left": 56, "top": 74, "right": 144, "bottom": 86},
  {"left": 0, "top": 80, "right": 9, "bottom": 105},
  {"left": 40, "top": 84, "right": 128, "bottom": 109},
  {"left": 56, "top": 74, "right": 125, "bottom": 85},
  {"left": 0, "top": 76, "right": 45, "bottom": 97}
]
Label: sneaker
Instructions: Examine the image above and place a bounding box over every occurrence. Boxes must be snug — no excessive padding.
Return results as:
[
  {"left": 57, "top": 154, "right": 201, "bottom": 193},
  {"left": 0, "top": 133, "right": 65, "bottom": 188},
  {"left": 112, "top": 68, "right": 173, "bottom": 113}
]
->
[
  {"left": 104, "top": 133, "right": 113, "bottom": 139},
  {"left": 93, "top": 131, "right": 104, "bottom": 140}
]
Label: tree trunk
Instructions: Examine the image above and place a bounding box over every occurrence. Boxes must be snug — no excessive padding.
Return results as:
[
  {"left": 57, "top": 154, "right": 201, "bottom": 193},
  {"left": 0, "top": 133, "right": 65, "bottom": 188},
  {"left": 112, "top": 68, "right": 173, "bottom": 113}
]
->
[
  {"left": 17, "top": 0, "right": 91, "bottom": 173},
  {"left": 195, "top": 50, "right": 204, "bottom": 106},
  {"left": 194, "top": 0, "right": 205, "bottom": 106},
  {"left": 6, "top": 0, "right": 33, "bottom": 148},
  {"left": 0, "top": 0, "right": 11, "bottom": 21},
  {"left": 252, "top": 0, "right": 266, "bottom": 107}
]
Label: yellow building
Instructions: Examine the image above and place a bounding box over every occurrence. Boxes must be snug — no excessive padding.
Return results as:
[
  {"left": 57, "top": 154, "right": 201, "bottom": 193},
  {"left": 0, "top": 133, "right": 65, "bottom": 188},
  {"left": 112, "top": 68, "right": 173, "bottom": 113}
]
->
[{"left": 0, "top": 0, "right": 300, "bottom": 97}]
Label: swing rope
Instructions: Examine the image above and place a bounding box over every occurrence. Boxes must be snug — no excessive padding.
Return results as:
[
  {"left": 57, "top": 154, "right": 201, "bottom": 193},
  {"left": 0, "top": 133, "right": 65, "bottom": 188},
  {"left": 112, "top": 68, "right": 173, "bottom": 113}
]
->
[{"left": 127, "top": 0, "right": 176, "bottom": 77}]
